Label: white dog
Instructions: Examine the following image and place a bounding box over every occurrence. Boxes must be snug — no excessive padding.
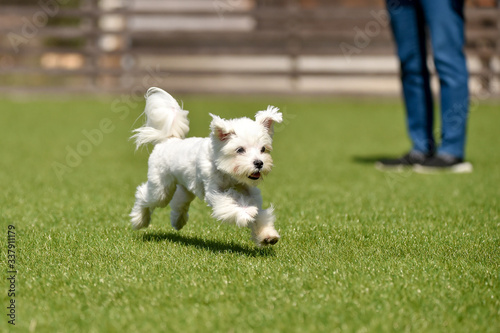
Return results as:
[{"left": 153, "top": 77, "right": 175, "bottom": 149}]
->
[{"left": 130, "top": 87, "right": 282, "bottom": 246}]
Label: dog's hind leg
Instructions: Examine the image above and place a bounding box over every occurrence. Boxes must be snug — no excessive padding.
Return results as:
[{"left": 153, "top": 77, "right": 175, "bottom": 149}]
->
[
  {"left": 130, "top": 182, "right": 153, "bottom": 229},
  {"left": 170, "top": 185, "right": 196, "bottom": 230},
  {"left": 130, "top": 178, "right": 176, "bottom": 229}
]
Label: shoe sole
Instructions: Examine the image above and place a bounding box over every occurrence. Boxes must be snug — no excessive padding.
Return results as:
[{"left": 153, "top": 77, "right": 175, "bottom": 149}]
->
[{"left": 413, "top": 162, "right": 473, "bottom": 174}]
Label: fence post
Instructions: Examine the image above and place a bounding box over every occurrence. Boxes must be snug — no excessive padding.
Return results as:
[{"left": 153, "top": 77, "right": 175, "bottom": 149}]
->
[
  {"left": 83, "top": 0, "right": 100, "bottom": 91},
  {"left": 120, "top": 2, "right": 134, "bottom": 91},
  {"left": 287, "top": 0, "right": 301, "bottom": 93}
]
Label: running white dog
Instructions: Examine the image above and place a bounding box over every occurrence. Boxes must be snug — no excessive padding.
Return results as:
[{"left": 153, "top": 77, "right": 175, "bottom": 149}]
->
[{"left": 130, "top": 87, "right": 282, "bottom": 246}]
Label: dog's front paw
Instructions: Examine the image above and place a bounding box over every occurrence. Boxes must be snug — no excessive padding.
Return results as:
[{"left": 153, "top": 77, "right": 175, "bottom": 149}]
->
[
  {"left": 252, "top": 226, "right": 280, "bottom": 247},
  {"left": 262, "top": 235, "right": 280, "bottom": 246},
  {"left": 235, "top": 206, "right": 258, "bottom": 227}
]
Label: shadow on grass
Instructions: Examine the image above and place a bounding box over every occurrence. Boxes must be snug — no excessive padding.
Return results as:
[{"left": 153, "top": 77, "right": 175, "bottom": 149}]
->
[
  {"left": 140, "top": 231, "right": 275, "bottom": 257},
  {"left": 351, "top": 155, "right": 389, "bottom": 164}
]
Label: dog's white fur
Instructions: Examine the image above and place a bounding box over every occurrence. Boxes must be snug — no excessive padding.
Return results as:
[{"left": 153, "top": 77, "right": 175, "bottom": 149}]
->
[{"left": 130, "top": 87, "right": 282, "bottom": 246}]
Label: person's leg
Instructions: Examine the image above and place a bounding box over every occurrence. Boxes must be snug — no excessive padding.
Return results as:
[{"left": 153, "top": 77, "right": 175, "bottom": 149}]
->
[
  {"left": 387, "top": 0, "right": 435, "bottom": 155},
  {"left": 420, "top": 0, "right": 469, "bottom": 159}
]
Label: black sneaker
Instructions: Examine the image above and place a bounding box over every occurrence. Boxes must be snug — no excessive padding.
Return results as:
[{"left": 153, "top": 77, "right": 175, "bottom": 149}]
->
[
  {"left": 375, "top": 151, "right": 429, "bottom": 172},
  {"left": 414, "top": 154, "right": 473, "bottom": 174}
]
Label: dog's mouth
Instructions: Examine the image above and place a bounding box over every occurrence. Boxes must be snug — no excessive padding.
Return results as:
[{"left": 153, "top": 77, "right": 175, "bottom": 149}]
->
[{"left": 248, "top": 172, "right": 261, "bottom": 180}]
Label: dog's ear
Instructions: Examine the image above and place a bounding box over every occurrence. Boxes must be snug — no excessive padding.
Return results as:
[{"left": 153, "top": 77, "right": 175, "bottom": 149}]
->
[
  {"left": 255, "top": 106, "right": 283, "bottom": 136},
  {"left": 210, "top": 113, "right": 234, "bottom": 142}
]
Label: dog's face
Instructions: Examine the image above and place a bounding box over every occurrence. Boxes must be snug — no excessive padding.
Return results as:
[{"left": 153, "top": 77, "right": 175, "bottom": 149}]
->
[{"left": 210, "top": 106, "right": 282, "bottom": 186}]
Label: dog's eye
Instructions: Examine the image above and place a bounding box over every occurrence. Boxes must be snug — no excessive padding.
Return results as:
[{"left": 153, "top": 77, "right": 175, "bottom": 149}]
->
[
  {"left": 261, "top": 146, "right": 266, "bottom": 153},
  {"left": 236, "top": 147, "right": 246, "bottom": 154}
]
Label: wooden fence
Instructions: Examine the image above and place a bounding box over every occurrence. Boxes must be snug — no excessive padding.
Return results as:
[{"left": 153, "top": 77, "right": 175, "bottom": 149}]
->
[{"left": 0, "top": 0, "right": 498, "bottom": 95}]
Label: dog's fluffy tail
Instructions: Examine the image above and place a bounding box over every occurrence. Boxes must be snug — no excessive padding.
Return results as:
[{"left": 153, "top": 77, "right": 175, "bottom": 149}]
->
[{"left": 132, "top": 87, "right": 190, "bottom": 149}]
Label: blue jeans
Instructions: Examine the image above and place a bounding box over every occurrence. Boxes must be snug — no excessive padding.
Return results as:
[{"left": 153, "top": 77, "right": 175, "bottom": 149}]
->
[{"left": 386, "top": 0, "right": 469, "bottom": 159}]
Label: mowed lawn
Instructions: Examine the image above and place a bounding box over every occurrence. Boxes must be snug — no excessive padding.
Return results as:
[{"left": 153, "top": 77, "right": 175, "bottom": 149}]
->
[{"left": 0, "top": 95, "right": 498, "bottom": 333}]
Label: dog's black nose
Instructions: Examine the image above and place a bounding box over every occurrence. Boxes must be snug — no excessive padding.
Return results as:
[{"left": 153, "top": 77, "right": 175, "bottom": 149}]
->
[{"left": 253, "top": 160, "right": 264, "bottom": 169}]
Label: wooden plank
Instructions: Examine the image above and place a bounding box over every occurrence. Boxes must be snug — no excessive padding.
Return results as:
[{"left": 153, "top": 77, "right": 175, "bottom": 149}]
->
[
  {"left": 2, "top": 66, "right": 497, "bottom": 78},
  {"left": 1, "top": 6, "right": 496, "bottom": 21},
  {"left": 0, "top": 44, "right": 493, "bottom": 58}
]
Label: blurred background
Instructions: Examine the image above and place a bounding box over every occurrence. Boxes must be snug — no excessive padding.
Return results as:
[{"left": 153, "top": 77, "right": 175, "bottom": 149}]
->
[{"left": 0, "top": 0, "right": 498, "bottom": 96}]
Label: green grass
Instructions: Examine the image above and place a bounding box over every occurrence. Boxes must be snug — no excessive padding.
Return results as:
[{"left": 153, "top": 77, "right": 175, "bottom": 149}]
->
[{"left": 1, "top": 95, "right": 499, "bottom": 333}]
